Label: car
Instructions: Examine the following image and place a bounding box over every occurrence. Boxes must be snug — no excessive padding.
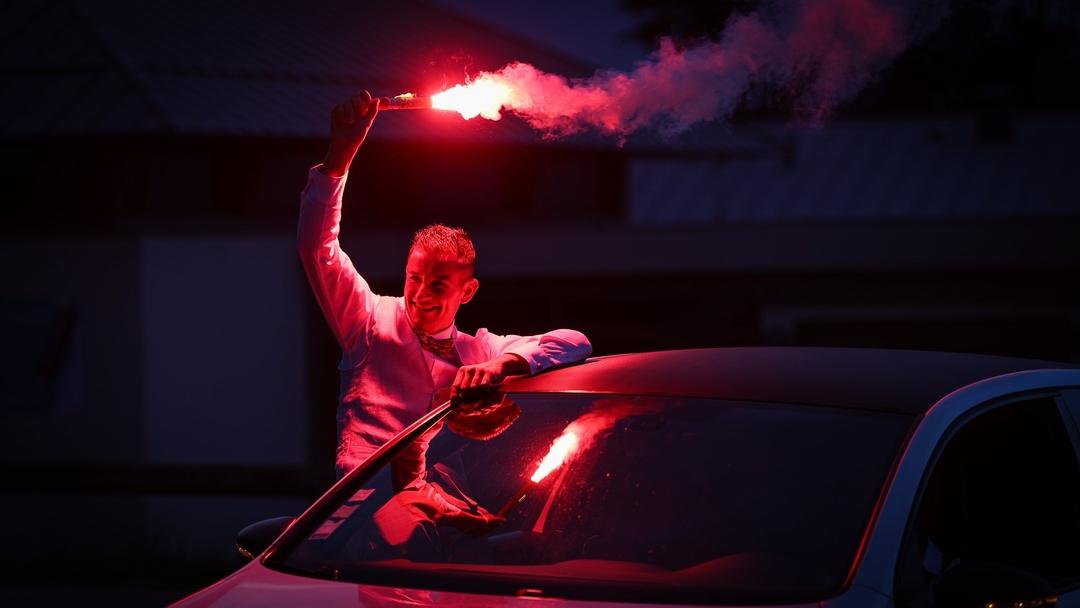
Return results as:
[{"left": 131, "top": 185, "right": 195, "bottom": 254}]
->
[{"left": 171, "top": 347, "right": 1080, "bottom": 608}]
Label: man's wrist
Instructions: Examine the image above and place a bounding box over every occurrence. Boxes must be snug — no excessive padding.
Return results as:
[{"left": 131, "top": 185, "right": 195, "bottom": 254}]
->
[
  {"left": 321, "top": 141, "right": 360, "bottom": 177},
  {"left": 499, "top": 353, "right": 530, "bottom": 376}
]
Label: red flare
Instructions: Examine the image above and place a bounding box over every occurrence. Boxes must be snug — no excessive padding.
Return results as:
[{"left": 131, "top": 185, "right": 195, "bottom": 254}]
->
[{"left": 377, "top": 93, "right": 433, "bottom": 110}]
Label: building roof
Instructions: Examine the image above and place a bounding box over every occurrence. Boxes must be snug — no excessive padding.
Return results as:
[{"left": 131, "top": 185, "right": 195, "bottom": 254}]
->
[
  {"left": 503, "top": 347, "right": 1076, "bottom": 414},
  {"left": 0, "top": 0, "right": 592, "bottom": 142},
  {"left": 626, "top": 118, "right": 1080, "bottom": 222}
]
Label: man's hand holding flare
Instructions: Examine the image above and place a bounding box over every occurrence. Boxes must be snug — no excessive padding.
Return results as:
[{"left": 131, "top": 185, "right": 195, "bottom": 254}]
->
[{"left": 321, "top": 90, "right": 379, "bottom": 178}]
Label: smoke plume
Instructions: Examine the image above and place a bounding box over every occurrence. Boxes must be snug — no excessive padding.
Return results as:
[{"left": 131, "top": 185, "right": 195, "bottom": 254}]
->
[{"left": 467, "top": 0, "right": 912, "bottom": 137}]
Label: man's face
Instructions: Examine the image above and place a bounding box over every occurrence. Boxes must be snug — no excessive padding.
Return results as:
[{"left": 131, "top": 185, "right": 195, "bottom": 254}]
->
[{"left": 404, "top": 249, "right": 478, "bottom": 334}]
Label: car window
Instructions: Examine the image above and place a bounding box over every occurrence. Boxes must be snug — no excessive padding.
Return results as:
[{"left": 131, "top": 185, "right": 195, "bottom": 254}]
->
[
  {"left": 894, "top": 396, "right": 1080, "bottom": 608},
  {"left": 271, "top": 394, "right": 913, "bottom": 605},
  {"left": 1059, "top": 389, "right": 1080, "bottom": 464}
]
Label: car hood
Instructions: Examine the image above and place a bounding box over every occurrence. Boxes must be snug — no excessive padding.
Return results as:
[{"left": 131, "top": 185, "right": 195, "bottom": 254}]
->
[{"left": 168, "top": 559, "right": 825, "bottom": 608}]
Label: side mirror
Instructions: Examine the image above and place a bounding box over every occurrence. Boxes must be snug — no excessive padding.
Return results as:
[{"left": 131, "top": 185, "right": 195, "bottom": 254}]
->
[
  {"left": 236, "top": 516, "right": 295, "bottom": 560},
  {"left": 934, "top": 560, "right": 1054, "bottom": 608}
]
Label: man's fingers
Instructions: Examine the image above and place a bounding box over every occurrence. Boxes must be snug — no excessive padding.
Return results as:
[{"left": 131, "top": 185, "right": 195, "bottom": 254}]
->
[
  {"left": 465, "top": 369, "right": 481, "bottom": 389},
  {"left": 475, "top": 370, "right": 492, "bottom": 388},
  {"left": 352, "top": 91, "right": 378, "bottom": 118},
  {"left": 360, "top": 91, "right": 379, "bottom": 123},
  {"left": 452, "top": 364, "right": 504, "bottom": 398},
  {"left": 358, "top": 90, "right": 373, "bottom": 111},
  {"left": 454, "top": 368, "right": 471, "bottom": 387},
  {"left": 363, "top": 100, "right": 379, "bottom": 121},
  {"left": 470, "top": 370, "right": 484, "bottom": 388},
  {"left": 452, "top": 368, "right": 473, "bottom": 396},
  {"left": 331, "top": 101, "right": 360, "bottom": 135},
  {"left": 453, "top": 365, "right": 502, "bottom": 392}
]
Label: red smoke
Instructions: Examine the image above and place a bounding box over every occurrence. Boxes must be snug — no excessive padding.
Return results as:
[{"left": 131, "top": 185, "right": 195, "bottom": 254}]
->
[
  {"left": 447, "top": 0, "right": 905, "bottom": 137},
  {"left": 782, "top": 0, "right": 907, "bottom": 122}
]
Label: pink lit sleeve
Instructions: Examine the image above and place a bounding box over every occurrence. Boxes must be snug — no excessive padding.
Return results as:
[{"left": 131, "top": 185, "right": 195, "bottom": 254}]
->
[
  {"left": 296, "top": 165, "right": 378, "bottom": 363},
  {"left": 476, "top": 328, "right": 592, "bottom": 375}
]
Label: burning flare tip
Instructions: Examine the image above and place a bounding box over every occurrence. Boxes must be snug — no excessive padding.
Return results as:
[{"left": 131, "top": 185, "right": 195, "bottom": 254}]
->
[{"left": 378, "top": 93, "right": 433, "bottom": 110}]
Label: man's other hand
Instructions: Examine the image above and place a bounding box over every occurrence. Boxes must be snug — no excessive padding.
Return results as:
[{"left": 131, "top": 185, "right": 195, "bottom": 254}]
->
[
  {"left": 452, "top": 353, "right": 529, "bottom": 397},
  {"left": 321, "top": 90, "right": 379, "bottom": 178}
]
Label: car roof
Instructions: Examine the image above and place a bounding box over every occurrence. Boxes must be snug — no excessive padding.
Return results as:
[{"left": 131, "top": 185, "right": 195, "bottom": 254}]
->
[{"left": 502, "top": 347, "right": 1076, "bottom": 415}]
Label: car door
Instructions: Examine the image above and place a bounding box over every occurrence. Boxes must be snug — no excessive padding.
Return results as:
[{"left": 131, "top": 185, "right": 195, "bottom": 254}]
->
[{"left": 893, "top": 392, "right": 1080, "bottom": 608}]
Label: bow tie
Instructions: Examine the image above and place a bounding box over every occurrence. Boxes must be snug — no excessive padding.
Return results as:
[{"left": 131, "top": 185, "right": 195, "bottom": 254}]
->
[{"left": 415, "top": 331, "right": 458, "bottom": 363}]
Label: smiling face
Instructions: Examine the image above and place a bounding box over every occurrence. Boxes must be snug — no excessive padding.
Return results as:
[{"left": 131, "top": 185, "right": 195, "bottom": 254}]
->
[{"left": 404, "top": 249, "right": 479, "bottom": 335}]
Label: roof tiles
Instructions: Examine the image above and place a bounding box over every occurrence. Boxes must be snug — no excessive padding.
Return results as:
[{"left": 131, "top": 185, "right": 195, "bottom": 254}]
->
[{"left": 1, "top": 0, "right": 590, "bottom": 140}]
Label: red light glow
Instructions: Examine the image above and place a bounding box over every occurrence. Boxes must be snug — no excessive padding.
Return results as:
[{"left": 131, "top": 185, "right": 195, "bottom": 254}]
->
[
  {"left": 530, "top": 431, "right": 579, "bottom": 483},
  {"left": 431, "top": 78, "right": 513, "bottom": 120},
  {"left": 497, "top": 399, "right": 665, "bottom": 521},
  {"left": 528, "top": 399, "right": 663, "bottom": 484}
]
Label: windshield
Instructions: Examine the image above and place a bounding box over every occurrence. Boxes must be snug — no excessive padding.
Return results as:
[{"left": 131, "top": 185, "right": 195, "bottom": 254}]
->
[{"left": 270, "top": 394, "right": 913, "bottom": 604}]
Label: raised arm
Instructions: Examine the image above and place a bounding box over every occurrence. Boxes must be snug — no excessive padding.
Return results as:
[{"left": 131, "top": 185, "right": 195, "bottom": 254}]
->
[{"left": 296, "top": 92, "right": 380, "bottom": 357}]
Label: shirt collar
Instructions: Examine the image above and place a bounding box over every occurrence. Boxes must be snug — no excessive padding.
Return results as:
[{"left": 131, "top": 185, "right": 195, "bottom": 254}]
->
[{"left": 427, "top": 324, "right": 456, "bottom": 341}]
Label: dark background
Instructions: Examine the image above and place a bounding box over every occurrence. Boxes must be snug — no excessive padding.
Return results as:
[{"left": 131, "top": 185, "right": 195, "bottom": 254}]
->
[{"left": 2, "top": 0, "right": 1078, "bottom": 604}]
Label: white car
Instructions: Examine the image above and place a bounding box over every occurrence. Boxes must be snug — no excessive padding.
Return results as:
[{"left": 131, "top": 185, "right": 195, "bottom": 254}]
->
[{"left": 172, "top": 347, "right": 1080, "bottom": 607}]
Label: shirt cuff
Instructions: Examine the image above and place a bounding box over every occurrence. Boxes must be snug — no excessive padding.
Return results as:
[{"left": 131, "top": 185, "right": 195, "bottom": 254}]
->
[
  {"left": 502, "top": 345, "right": 544, "bottom": 375},
  {"left": 304, "top": 164, "right": 348, "bottom": 205}
]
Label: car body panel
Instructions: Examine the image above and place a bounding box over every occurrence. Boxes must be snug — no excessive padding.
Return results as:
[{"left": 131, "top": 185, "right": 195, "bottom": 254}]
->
[
  {"left": 503, "top": 348, "right": 1073, "bottom": 414},
  {"left": 171, "top": 348, "right": 1080, "bottom": 607},
  {"left": 170, "top": 558, "right": 834, "bottom": 607}
]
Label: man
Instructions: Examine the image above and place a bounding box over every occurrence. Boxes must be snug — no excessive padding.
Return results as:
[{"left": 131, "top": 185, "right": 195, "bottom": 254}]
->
[{"left": 297, "top": 91, "right": 592, "bottom": 479}]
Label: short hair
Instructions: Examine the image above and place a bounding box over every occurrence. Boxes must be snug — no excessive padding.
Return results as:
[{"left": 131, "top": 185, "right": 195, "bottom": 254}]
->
[{"left": 409, "top": 224, "right": 476, "bottom": 272}]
